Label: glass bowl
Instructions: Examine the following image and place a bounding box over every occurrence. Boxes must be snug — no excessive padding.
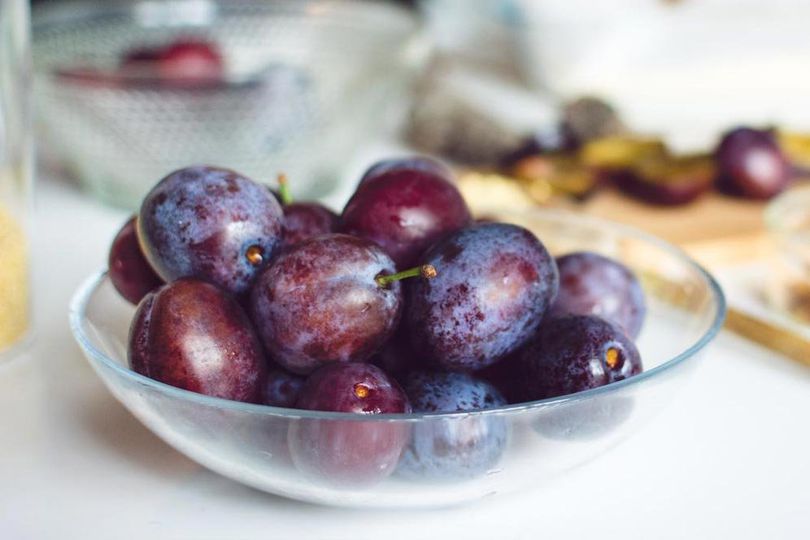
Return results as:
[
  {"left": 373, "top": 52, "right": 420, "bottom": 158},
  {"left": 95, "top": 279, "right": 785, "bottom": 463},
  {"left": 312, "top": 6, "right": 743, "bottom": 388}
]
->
[
  {"left": 69, "top": 210, "right": 725, "bottom": 508},
  {"left": 33, "top": 0, "right": 428, "bottom": 209}
]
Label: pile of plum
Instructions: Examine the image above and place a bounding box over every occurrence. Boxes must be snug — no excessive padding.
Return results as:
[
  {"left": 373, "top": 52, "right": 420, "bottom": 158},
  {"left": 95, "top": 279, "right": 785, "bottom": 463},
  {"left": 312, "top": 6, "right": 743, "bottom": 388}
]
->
[
  {"left": 108, "top": 157, "right": 646, "bottom": 483},
  {"left": 507, "top": 125, "right": 800, "bottom": 205}
]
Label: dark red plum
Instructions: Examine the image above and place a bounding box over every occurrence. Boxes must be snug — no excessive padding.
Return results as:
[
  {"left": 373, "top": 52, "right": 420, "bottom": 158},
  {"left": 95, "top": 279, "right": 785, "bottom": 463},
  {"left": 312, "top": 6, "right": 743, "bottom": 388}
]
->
[
  {"left": 108, "top": 216, "right": 163, "bottom": 304},
  {"left": 281, "top": 203, "right": 339, "bottom": 247},
  {"left": 138, "top": 166, "right": 283, "bottom": 295},
  {"left": 249, "top": 234, "right": 403, "bottom": 374},
  {"left": 358, "top": 156, "right": 452, "bottom": 188},
  {"left": 288, "top": 363, "right": 411, "bottom": 486},
  {"left": 341, "top": 159, "right": 472, "bottom": 268},
  {"left": 156, "top": 38, "right": 224, "bottom": 86},
  {"left": 406, "top": 223, "right": 559, "bottom": 372},
  {"left": 478, "top": 352, "right": 525, "bottom": 404},
  {"left": 549, "top": 252, "right": 646, "bottom": 338},
  {"left": 128, "top": 278, "right": 267, "bottom": 402},
  {"left": 370, "top": 327, "right": 425, "bottom": 382},
  {"left": 274, "top": 174, "right": 339, "bottom": 247},
  {"left": 516, "top": 315, "right": 642, "bottom": 402},
  {"left": 397, "top": 372, "right": 508, "bottom": 480},
  {"left": 263, "top": 368, "right": 306, "bottom": 408},
  {"left": 715, "top": 127, "right": 792, "bottom": 200}
]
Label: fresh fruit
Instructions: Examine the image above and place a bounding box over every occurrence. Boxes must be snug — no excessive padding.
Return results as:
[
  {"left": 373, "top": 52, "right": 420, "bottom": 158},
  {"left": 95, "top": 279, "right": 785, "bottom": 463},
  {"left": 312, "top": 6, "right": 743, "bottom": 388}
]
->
[
  {"left": 511, "top": 154, "right": 602, "bottom": 199},
  {"left": 108, "top": 216, "right": 163, "bottom": 304},
  {"left": 249, "top": 234, "right": 427, "bottom": 374},
  {"left": 263, "top": 368, "right": 306, "bottom": 408},
  {"left": 281, "top": 202, "right": 339, "bottom": 246},
  {"left": 370, "top": 327, "right": 424, "bottom": 382},
  {"left": 500, "top": 126, "right": 580, "bottom": 168},
  {"left": 156, "top": 38, "right": 224, "bottom": 86},
  {"left": 614, "top": 154, "right": 714, "bottom": 206},
  {"left": 341, "top": 158, "right": 472, "bottom": 268},
  {"left": 397, "top": 371, "right": 508, "bottom": 480},
  {"left": 777, "top": 130, "right": 810, "bottom": 176},
  {"left": 288, "top": 363, "right": 411, "bottom": 486},
  {"left": 579, "top": 136, "right": 668, "bottom": 172},
  {"left": 406, "top": 223, "right": 559, "bottom": 372},
  {"left": 275, "top": 174, "right": 338, "bottom": 247},
  {"left": 549, "top": 252, "right": 646, "bottom": 338},
  {"left": 138, "top": 166, "right": 283, "bottom": 296},
  {"left": 715, "top": 127, "right": 791, "bottom": 200},
  {"left": 516, "top": 315, "right": 642, "bottom": 402},
  {"left": 128, "top": 278, "right": 267, "bottom": 402},
  {"left": 357, "top": 156, "right": 452, "bottom": 188},
  {"left": 478, "top": 351, "right": 524, "bottom": 404}
]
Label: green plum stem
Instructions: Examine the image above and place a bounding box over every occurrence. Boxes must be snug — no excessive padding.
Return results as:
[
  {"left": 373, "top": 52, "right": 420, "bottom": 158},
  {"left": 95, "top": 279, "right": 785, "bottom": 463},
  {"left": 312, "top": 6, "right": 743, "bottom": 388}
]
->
[
  {"left": 375, "top": 264, "right": 437, "bottom": 288},
  {"left": 277, "top": 173, "right": 293, "bottom": 205}
]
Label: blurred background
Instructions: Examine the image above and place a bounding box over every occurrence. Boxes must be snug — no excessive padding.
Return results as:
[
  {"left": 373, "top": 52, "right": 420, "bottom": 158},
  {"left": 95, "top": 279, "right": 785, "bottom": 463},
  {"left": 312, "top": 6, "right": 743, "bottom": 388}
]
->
[{"left": 17, "top": 0, "right": 810, "bottom": 357}]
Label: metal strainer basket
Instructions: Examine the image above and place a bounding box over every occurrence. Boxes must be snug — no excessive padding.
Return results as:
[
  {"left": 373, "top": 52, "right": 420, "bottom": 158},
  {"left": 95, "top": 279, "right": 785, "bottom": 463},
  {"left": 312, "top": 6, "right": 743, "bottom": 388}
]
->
[{"left": 33, "top": 0, "right": 428, "bottom": 208}]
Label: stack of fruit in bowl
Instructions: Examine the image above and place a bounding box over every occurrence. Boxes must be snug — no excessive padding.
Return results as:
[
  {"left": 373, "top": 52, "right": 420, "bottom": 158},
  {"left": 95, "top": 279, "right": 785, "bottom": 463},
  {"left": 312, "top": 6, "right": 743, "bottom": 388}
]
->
[
  {"left": 73, "top": 152, "right": 725, "bottom": 507},
  {"left": 103, "top": 157, "right": 647, "bottom": 481}
]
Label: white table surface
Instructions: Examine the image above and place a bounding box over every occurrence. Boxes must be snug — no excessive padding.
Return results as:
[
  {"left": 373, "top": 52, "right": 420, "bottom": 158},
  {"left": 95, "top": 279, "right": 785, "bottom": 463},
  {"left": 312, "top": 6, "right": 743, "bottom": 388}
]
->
[{"left": 2, "top": 176, "right": 809, "bottom": 540}]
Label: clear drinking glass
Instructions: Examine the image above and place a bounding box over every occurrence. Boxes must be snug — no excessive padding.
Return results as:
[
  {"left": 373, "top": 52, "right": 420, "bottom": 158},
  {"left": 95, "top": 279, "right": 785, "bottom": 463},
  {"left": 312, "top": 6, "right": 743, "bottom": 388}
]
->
[{"left": 0, "top": 0, "right": 32, "bottom": 358}]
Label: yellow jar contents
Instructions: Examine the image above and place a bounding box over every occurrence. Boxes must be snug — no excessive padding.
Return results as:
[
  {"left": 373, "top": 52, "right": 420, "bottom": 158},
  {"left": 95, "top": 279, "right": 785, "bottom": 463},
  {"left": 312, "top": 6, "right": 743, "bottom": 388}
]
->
[{"left": 0, "top": 205, "right": 28, "bottom": 349}]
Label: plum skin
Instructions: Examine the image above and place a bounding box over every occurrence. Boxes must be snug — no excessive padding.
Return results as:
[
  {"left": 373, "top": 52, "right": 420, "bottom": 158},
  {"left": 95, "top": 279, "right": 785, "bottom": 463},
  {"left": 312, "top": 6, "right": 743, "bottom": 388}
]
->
[
  {"left": 108, "top": 216, "right": 163, "bottom": 304},
  {"left": 406, "top": 223, "right": 559, "bottom": 372},
  {"left": 357, "top": 156, "right": 452, "bottom": 188},
  {"left": 249, "top": 234, "right": 402, "bottom": 375},
  {"left": 281, "top": 202, "right": 339, "bottom": 247},
  {"left": 397, "top": 371, "right": 508, "bottom": 480},
  {"left": 128, "top": 278, "right": 267, "bottom": 403},
  {"left": 263, "top": 368, "right": 306, "bottom": 408},
  {"left": 138, "top": 166, "right": 283, "bottom": 296},
  {"left": 549, "top": 251, "right": 646, "bottom": 338},
  {"left": 156, "top": 39, "right": 224, "bottom": 86},
  {"left": 516, "top": 315, "right": 643, "bottom": 402},
  {"left": 288, "top": 363, "right": 411, "bottom": 486},
  {"left": 341, "top": 161, "right": 472, "bottom": 269},
  {"left": 715, "top": 127, "right": 792, "bottom": 200}
]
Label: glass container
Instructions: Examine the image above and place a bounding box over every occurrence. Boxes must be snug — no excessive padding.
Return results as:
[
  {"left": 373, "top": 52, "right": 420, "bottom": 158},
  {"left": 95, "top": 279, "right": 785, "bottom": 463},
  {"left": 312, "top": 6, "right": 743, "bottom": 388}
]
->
[
  {"left": 70, "top": 210, "right": 725, "bottom": 508},
  {"left": 33, "top": 0, "right": 428, "bottom": 209},
  {"left": 0, "top": 0, "right": 32, "bottom": 358}
]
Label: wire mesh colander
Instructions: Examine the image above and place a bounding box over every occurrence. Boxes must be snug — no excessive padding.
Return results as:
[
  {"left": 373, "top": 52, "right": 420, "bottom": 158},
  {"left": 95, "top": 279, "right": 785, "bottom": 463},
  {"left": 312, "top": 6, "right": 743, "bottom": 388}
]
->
[{"left": 34, "top": 0, "right": 428, "bottom": 208}]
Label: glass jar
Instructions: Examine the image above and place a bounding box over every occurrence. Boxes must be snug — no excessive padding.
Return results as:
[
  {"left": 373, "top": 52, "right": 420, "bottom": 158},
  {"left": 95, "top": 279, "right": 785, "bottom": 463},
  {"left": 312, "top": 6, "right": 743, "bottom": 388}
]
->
[{"left": 0, "top": 0, "right": 32, "bottom": 358}]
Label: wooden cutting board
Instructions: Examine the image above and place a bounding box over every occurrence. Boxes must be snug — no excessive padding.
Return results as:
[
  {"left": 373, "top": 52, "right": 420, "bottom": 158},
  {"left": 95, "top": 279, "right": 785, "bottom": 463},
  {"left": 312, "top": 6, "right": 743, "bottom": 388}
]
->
[
  {"left": 576, "top": 189, "right": 773, "bottom": 268},
  {"left": 457, "top": 171, "right": 776, "bottom": 269}
]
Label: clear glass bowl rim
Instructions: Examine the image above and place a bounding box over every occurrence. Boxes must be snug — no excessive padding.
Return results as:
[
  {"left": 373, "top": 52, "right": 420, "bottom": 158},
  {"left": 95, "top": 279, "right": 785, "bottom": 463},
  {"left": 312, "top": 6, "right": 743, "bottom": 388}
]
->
[{"left": 68, "top": 208, "right": 726, "bottom": 422}]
